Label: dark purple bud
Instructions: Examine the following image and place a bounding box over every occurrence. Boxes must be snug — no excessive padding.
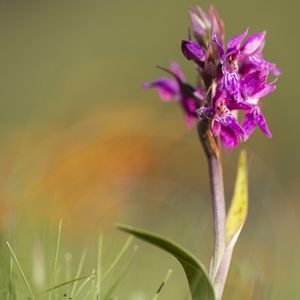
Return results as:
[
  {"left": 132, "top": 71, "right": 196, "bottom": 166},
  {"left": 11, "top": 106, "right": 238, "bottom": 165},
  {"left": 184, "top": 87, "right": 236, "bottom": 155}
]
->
[
  {"left": 209, "top": 5, "right": 224, "bottom": 41},
  {"left": 189, "top": 6, "right": 211, "bottom": 38},
  {"left": 181, "top": 40, "right": 206, "bottom": 61}
]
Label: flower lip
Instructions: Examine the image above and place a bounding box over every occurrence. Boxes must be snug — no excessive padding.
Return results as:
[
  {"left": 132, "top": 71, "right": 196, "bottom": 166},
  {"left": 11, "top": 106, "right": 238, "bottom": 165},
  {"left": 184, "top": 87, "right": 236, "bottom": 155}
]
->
[{"left": 242, "top": 107, "right": 272, "bottom": 139}]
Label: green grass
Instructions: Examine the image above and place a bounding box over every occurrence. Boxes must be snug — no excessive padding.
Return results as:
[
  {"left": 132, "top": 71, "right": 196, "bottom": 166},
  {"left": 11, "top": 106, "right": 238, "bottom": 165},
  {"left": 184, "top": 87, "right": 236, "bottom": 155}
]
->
[
  {"left": 2, "top": 219, "right": 152, "bottom": 300},
  {"left": 1, "top": 218, "right": 178, "bottom": 300},
  {"left": 2, "top": 212, "right": 297, "bottom": 300}
]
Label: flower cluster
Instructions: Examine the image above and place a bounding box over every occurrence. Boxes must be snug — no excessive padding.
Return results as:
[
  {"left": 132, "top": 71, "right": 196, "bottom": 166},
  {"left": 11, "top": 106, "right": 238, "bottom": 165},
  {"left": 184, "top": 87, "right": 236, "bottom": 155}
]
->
[{"left": 143, "top": 5, "right": 280, "bottom": 148}]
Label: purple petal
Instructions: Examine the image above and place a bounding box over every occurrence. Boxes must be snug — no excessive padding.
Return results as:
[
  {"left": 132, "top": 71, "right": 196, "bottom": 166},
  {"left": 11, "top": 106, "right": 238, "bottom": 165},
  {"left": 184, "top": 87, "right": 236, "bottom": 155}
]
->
[
  {"left": 212, "top": 88, "right": 225, "bottom": 108},
  {"left": 257, "top": 110, "right": 272, "bottom": 138},
  {"left": 181, "top": 97, "right": 198, "bottom": 115},
  {"left": 227, "top": 99, "right": 253, "bottom": 110},
  {"left": 185, "top": 114, "right": 196, "bottom": 129},
  {"left": 181, "top": 97, "right": 198, "bottom": 128},
  {"left": 243, "top": 69, "right": 267, "bottom": 83},
  {"left": 142, "top": 78, "right": 178, "bottom": 101},
  {"left": 222, "top": 71, "right": 241, "bottom": 101},
  {"left": 211, "top": 119, "right": 221, "bottom": 136},
  {"left": 265, "top": 61, "right": 282, "bottom": 76},
  {"left": 227, "top": 28, "right": 249, "bottom": 51},
  {"left": 241, "top": 69, "right": 276, "bottom": 100},
  {"left": 220, "top": 126, "right": 239, "bottom": 148},
  {"left": 242, "top": 110, "right": 257, "bottom": 139},
  {"left": 251, "top": 84, "right": 276, "bottom": 99},
  {"left": 241, "top": 31, "right": 266, "bottom": 56},
  {"left": 219, "top": 114, "right": 245, "bottom": 138},
  {"left": 193, "top": 88, "right": 205, "bottom": 101},
  {"left": 181, "top": 40, "right": 206, "bottom": 61},
  {"left": 213, "top": 119, "right": 242, "bottom": 148},
  {"left": 213, "top": 109, "right": 245, "bottom": 148},
  {"left": 240, "top": 70, "right": 266, "bottom": 98},
  {"left": 249, "top": 55, "right": 282, "bottom": 76},
  {"left": 212, "top": 32, "right": 224, "bottom": 59},
  {"left": 170, "top": 62, "right": 186, "bottom": 82},
  {"left": 239, "top": 62, "right": 260, "bottom": 75},
  {"left": 242, "top": 108, "right": 272, "bottom": 139}
]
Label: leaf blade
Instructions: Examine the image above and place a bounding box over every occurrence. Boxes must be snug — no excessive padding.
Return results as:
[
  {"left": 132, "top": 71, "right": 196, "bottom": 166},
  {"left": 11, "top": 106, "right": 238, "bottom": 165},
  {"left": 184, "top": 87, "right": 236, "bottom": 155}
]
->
[
  {"left": 116, "top": 223, "right": 215, "bottom": 300},
  {"left": 226, "top": 150, "right": 248, "bottom": 242},
  {"left": 214, "top": 151, "right": 248, "bottom": 299}
]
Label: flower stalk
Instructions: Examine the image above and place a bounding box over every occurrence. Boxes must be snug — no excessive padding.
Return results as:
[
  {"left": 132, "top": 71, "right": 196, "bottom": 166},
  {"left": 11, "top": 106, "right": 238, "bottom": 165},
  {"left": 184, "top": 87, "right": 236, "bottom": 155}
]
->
[
  {"left": 208, "top": 151, "right": 226, "bottom": 279},
  {"left": 197, "top": 121, "right": 226, "bottom": 282}
]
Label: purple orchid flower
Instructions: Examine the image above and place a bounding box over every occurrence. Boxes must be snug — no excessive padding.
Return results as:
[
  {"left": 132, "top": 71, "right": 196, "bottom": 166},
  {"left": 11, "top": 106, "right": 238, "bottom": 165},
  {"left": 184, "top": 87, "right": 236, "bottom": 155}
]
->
[
  {"left": 241, "top": 69, "right": 277, "bottom": 102},
  {"left": 143, "top": 5, "right": 280, "bottom": 148},
  {"left": 212, "top": 28, "right": 249, "bottom": 101},
  {"left": 142, "top": 63, "right": 184, "bottom": 102},
  {"left": 213, "top": 29, "right": 280, "bottom": 101},
  {"left": 239, "top": 31, "right": 281, "bottom": 76},
  {"left": 142, "top": 63, "right": 201, "bottom": 129},
  {"left": 239, "top": 69, "right": 276, "bottom": 139},
  {"left": 197, "top": 91, "right": 245, "bottom": 148}
]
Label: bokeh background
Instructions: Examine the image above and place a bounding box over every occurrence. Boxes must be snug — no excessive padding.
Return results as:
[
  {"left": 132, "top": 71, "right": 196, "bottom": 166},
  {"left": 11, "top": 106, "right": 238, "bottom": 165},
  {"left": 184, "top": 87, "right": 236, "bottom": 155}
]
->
[{"left": 0, "top": 0, "right": 298, "bottom": 299}]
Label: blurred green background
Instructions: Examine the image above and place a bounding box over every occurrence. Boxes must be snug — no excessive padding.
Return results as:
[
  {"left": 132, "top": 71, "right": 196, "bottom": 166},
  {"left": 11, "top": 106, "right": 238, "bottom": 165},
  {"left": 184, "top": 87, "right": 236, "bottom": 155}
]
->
[{"left": 0, "top": 0, "right": 298, "bottom": 299}]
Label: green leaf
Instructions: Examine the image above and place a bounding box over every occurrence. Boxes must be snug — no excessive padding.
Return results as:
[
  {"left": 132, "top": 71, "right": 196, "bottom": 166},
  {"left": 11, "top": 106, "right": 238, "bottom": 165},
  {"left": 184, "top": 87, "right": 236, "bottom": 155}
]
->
[
  {"left": 226, "top": 150, "right": 248, "bottom": 242},
  {"left": 116, "top": 223, "right": 215, "bottom": 300},
  {"left": 213, "top": 151, "right": 248, "bottom": 299}
]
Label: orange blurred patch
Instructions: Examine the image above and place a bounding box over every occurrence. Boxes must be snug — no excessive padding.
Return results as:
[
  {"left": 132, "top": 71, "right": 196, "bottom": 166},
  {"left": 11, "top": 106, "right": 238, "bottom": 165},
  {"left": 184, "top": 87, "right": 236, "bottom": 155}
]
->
[{"left": 0, "top": 105, "right": 195, "bottom": 236}]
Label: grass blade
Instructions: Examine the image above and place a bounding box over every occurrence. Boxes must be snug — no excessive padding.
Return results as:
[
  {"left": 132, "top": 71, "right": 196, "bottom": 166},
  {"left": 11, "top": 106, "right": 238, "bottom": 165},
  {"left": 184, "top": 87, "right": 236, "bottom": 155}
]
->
[
  {"left": 70, "top": 248, "right": 87, "bottom": 297},
  {"left": 101, "top": 235, "right": 133, "bottom": 282},
  {"left": 102, "top": 246, "right": 137, "bottom": 300},
  {"left": 153, "top": 269, "right": 173, "bottom": 300},
  {"left": 43, "top": 274, "right": 94, "bottom": 293},
  {"left": 7, "top": 256, "right": 14, "bottom": 300},
  {"left": 94, "top": 235, "right": 103, "bottom": 299},
  {"left": 48, "top": 217, "right": 63, "bottom": 300},
  {"left": 74, "top": 272, "right": 95, "bottom": 298},
  {"left": 6, "top": 241, "right": 36, "bottom": 300}
]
